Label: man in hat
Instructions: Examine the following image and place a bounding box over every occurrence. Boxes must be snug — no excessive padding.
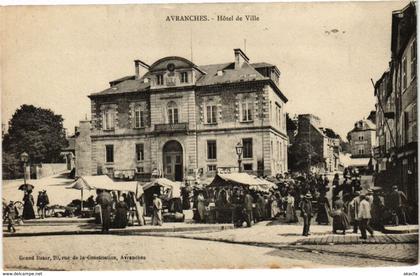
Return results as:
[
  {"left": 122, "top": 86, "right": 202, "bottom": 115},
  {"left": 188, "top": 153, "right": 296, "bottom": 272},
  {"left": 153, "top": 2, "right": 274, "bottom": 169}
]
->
[
  {"left": 96, "top": 189, "right": 112, "bottom": 233},
  {"left": 349, "top": 191, "right": 361, "bottom": 233},
  {"left": 388, "top": 185, "right": 408, "bottom": 225},
  {"left": 243, "top": 189, "right": 254, "bottom": 227},
  {"left": 299, "top": 193, "right": 313, "bottom": 236},
  {"left": 151, "top": 194, "right": 163, "bottom": 226},
  {"left": 358, "top": 193, "right": 374, "bottom": 239}
]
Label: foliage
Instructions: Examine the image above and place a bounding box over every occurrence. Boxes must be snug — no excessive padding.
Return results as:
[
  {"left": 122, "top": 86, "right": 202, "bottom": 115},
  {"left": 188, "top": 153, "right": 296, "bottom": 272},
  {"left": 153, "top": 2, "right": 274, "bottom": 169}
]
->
[
  {"left": 2, "top": 151, "right": 22, "bottom": 179},
  {"left": 286, "top": 113, "right": 297, "bottom": 133},
  {"left": 288, "top": 142, "right": 324, "bottom": 172},
  {"left": 2, "top": 105, "right": 68, "bottom": 173}
]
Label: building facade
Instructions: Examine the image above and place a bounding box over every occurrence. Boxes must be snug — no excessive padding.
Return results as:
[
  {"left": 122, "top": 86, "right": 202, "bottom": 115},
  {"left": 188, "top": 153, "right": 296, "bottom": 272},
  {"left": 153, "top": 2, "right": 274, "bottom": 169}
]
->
[
  {"left": 293, "top": 114, "right": 341, "bottom": 173},
  {"left": 87, "top": 49, "right": 288, "bottom": 182},
  {"left": 347, "top": 119, "right": 376, "bottom": 158},
  {"left": 374, "top": 2, "right": 417, "bottom": 220}
]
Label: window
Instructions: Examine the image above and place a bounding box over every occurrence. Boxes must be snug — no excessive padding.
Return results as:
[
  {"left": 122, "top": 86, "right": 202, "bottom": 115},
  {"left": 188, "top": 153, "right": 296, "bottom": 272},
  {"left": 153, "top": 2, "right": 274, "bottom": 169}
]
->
[
  {"left": 207, "top": 140, "right": 217, "bottom": 160},
  {"left": 180, "top": 72, "right": 188, "bottom": 83},
  {"left": 277, "top": 106, "right": 282, "bottom": 128},
  {"left": 242, "top": 138, "right": 253, "bottom": 158},
  {"left": 105, "top": 145, "right": 114, "bottom": 163},
  {"left": 402, "top": 57, "right": 407, "bottom": 90},
  {"left": 102, "top": 109, "right": 114, "bottom": 130},
  {"left": 167, "top": 101, "right": 179, "bottom": 124},
  {"left": 206, "top": 104, "right": 217, "bottom": 124},
  {"left": 358, "top": 148, "right": 364, "bottom": 155},
  {"left": 157, "top": 74, "right": 164, "bottom": 85},
  {"left": 243, "top": 163, "right": 253, "bottom": 171},
  {"left": 404, "top": 111, "right": 409, "bottom": 144},
  {"left": 358, "top": 135, "right": 364, "bottom": 141},
  {"left": 208, "top": 165, "right": 217, "bottom": 172},
  {"left": 136, "top": 144, "right": 144, "bottom": 161},
  {"left": 411, "top": 39, "right": 416, "bottom": 80},
  {"left": 240, "top": 100, "right": 253, "bottom": 122},
  {"left": 136, "top": 167, "right": 144, "bottom": 173},
  {"left": 134, "top": 107, "right": 145, "bottom": 128}
]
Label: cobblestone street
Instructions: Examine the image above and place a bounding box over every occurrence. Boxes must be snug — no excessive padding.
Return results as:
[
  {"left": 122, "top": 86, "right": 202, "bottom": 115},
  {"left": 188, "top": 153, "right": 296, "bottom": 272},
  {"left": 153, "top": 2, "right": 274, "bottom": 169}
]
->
[
  {"left": 267, "top": 243, "right": 417, "bottom": 267},
  {"left": 3, "top": 234, "right": 417, "bottom": 271}
]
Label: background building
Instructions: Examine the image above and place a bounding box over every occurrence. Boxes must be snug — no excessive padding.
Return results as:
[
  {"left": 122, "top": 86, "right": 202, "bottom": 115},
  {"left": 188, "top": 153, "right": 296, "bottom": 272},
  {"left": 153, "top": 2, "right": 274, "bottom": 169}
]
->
[
  {"left": 347, "top": 119, "right": 376, "bottom": 158},
  {"left": 290, "top": 114, "right": 342, "bottom": 173},
  {"left": 84, "top": 49, "right": 288, "bottom": 182}
]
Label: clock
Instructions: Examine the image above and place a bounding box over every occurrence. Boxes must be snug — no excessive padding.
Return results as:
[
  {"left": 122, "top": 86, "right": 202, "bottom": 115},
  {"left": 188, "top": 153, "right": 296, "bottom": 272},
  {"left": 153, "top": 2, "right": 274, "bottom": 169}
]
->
[{"left": 167, "top": 63, "right": 175, "bottom": 72}]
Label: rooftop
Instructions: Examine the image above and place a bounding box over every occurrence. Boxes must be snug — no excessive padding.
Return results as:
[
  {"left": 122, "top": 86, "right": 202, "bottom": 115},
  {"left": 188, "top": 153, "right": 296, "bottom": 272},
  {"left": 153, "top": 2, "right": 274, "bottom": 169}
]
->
[{"left": 90, "top": 57, "right": 286, "bottom": 101}]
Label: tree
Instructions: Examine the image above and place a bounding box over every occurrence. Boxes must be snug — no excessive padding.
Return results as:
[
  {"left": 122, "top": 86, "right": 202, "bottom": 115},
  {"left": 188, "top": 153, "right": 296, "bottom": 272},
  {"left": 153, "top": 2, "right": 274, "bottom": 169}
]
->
[
  {"left": 286, "top": 113, "right": 297, "bottom": 134},
  {"left": 3, "top": 105, "right": 68, "bottom": 166},
  {"left": 288, "top": 142, "right": 324, "bottom": 173}
]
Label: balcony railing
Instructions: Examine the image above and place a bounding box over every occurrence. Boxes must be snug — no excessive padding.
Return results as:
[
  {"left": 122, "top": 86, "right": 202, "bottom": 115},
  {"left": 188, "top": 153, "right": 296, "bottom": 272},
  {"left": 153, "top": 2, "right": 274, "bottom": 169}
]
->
[{"left": 154, "top": 122, "right": 189, "bottom": 133}]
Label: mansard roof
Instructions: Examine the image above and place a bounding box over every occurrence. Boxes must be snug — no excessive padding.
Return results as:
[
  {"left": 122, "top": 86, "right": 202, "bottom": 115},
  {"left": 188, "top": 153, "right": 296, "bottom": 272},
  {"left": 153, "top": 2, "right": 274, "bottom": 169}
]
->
[
  {"left": 196, "top": 62, "right": 266, "bottom": 86},
  {"left": 89, "top": 78, "right": 150, "bottom": 97},
  {"left": 89, "top": 57, "right": 287, "bottom": 102}
]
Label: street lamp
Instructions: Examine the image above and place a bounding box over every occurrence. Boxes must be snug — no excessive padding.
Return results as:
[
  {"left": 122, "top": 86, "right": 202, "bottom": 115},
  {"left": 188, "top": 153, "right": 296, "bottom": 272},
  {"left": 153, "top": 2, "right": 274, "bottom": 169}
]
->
[
  {"left": 20, "top": 152, "right": 29, "bottom": 185},
  {"left": 235, "top": 142, "right": 243, "bottom": 173}
]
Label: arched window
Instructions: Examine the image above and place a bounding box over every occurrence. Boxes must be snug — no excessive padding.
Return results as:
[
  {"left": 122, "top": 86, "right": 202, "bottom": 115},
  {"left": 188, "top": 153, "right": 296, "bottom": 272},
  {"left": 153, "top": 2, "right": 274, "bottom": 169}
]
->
[{"left": 167, "top": 101, "right": 179, "bottom": 124}]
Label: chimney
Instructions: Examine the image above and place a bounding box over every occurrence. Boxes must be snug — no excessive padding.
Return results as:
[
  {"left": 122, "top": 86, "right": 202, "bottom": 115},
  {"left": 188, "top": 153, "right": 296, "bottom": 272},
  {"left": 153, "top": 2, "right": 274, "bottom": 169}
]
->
[
  {"left": 134, "top": 59, "right": 150, "bottom": 80},
  {"left": 234, "top": 48, "right": 249, "bottom": 69}
]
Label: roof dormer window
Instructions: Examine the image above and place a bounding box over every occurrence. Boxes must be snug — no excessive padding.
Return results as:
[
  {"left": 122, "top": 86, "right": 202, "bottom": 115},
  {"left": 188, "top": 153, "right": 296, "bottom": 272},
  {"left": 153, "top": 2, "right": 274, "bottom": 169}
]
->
[{"left": 217, "top": 70, "right": 223, "bottom": 76}]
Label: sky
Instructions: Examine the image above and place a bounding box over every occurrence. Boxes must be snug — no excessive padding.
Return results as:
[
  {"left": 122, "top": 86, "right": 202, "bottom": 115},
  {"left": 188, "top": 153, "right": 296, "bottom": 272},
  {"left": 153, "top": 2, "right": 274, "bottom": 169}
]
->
[{"left": 1, "top": 1, "right": 410, "bottom": 138}]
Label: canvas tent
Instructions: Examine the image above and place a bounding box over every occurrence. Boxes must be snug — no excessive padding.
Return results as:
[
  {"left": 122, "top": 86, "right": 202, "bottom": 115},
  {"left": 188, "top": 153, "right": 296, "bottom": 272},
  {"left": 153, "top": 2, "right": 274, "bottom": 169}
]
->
[
  {"left": 142, "top": 178, "right": 181, "bottom": 198},
  {"left": 68, "top": 175, "right": 143, "bottom": 194},
  {"left": 209, "top": 173, "right": 276, "bottom": 192}
]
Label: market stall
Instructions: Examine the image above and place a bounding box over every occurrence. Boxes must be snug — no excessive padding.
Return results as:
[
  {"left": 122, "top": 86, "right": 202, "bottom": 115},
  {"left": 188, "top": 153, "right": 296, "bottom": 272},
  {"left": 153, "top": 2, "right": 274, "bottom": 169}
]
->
[
  {"left": 205, "top": 173, "right": 276, "bottom": 223},
  {"left": 67, "top": 176, "right": 144, "bottom": 221},
  {"left": 142, "top": 178, "right": 183, "bottom": 221}
]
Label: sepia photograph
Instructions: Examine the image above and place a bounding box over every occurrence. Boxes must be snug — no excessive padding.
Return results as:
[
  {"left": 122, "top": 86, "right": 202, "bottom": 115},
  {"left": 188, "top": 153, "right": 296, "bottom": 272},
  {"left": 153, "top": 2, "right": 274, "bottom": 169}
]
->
[{"left": 1, "top": 0, "right": 418, "bottom": 271}]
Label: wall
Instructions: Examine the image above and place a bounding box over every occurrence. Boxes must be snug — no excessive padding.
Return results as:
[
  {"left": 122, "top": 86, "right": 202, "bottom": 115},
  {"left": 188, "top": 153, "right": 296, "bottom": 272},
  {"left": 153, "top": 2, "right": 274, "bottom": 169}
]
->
[
  {"left": 350, "top": 129, "right": 374, "bottom": 157},
  {"left": 35, "top": 163, "right": 67, "bottom": 179},
  {"left": 75, "top": 120, "right": 92, "bottom": 176},
  {"left": 91, "top": 135, "right": 151, "bottom": 176}
]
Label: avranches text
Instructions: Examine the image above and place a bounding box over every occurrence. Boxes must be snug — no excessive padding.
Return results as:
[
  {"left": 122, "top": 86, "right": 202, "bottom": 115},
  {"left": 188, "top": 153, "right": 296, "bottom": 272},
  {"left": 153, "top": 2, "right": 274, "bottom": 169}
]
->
[{"left": 165, "top": 15, "right": 260, "bottom": 22}]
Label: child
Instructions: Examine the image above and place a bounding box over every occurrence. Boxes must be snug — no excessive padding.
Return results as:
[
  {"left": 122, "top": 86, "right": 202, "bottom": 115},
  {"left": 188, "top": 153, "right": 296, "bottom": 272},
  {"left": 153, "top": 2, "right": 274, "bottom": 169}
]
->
[{"left": 5, "top": 201, "right": 17, "bottom": 233}]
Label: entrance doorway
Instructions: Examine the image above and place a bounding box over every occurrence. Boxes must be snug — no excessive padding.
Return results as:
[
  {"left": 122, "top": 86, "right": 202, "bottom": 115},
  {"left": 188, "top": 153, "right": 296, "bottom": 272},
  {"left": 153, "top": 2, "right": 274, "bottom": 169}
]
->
[{"left": 163, "top": 140, "right": 183, "bottom": 181}]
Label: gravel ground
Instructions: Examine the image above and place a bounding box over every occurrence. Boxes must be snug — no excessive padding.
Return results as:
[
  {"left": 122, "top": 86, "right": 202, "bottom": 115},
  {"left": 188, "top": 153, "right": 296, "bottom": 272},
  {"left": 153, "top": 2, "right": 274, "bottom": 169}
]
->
[{"left": 3, "top": 235, "right": 332, "bottom": 270}]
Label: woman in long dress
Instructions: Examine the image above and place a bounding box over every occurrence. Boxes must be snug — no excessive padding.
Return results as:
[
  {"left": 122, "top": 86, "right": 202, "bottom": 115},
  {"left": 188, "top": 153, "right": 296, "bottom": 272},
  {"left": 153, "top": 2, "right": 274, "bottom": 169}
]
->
[
  {"left": 270, "top": 194, "right": 280, "bottom": 219},
  {"left": 332, "top": 197, "right": 349, "bottom": 234},
  {"left": 113, "top": 197, "right": 128, "bottom": 228},
  {"left": 22, "top": 190, "right": 36, "bottom": 220},
  {"left": 316, "top": 193, "right": 331, "bottom": 225},
  {"left": 285, "top": 193, "right": 297, "bottom": 223},
  {"left": 197, "top": 192, "right": 206, "bottom": 223}
]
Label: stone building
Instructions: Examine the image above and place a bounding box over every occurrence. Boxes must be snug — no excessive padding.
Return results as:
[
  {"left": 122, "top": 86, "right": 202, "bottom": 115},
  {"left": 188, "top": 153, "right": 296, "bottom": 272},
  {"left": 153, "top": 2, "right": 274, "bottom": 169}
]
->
[
  {"left": 347, "top": 119, "right": 376, "bottom": 158},
  {"left": 293, "top": 114, "right": 341, "bottom": 173},
  {"left": 86, "top": 49, "right": 288, "bottom": 182},
  {"left": 374, "top": 2, "right": 417, "bottom": 212},
  {"left": 75, "top": 121, "right": 92, "bottom": 176}
]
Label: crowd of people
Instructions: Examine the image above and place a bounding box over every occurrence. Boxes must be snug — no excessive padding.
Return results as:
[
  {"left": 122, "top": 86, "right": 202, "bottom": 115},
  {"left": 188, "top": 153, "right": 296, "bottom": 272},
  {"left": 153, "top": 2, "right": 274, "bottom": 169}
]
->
[
  {"left": 186, "top": 169, "right": 410, "bottom": 238},
  {"left": 4, "top": 168, "right": 411, "bottom": 237}
]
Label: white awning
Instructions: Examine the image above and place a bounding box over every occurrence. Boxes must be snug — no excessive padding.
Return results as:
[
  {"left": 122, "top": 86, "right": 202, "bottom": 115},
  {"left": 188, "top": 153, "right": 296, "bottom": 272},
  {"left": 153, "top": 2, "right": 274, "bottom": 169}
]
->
[
  {"left": 348, "top": 158, "right": 371, "bottom": 167},
  {"left": 68, "top": 175, "right": 142, "bottom": 194}
]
